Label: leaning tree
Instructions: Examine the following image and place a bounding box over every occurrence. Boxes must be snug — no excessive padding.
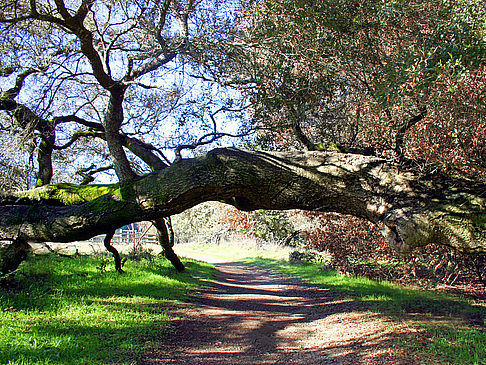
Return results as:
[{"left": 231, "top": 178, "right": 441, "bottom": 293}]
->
[
  {"left": 0, "top": 0, "right": 252, "bottom": 273},
  {"left": 0, "top": 0, "right": 485, "bottom": 276}
]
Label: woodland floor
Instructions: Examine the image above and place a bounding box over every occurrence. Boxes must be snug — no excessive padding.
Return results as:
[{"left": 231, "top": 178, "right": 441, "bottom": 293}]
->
[{"left": 141, "top": 257, "right": 427, "bottom": 365}]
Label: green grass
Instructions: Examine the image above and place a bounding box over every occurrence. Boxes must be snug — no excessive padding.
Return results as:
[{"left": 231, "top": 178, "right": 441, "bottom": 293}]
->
[
  {"left": 421, "top": 326, "right": 486, "bottom": 364},
  {"left": 0, "top": 253, "right": 214, "bottom": 365},
  {"left": 175, "top": 241, "right": 291, "bottom": 261},
  {"left": 243, "top": 257, "right": 486, "bottom": 365}
]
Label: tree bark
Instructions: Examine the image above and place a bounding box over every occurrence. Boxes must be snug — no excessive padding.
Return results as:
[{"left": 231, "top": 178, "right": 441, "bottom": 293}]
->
[
  {"left": 0, "top": 148, "right": 484, "bottom": 256},
  {"left": 103, "top": 229, "right": 124, "bottom": 273},
  {"left": 153, "top": 217, "right": 185, "bottom": 272},
  {"left": 104, "top": 92, "right": 138, "bottom": 184},
  {"left": 35, "top": 124, "right": 55, "bottom": 187},
  {"left": 0, "top": 239, "right": 31, "bottom": 276},
  {"left": 288, "top": 104, "right": 317, "bottom": 151},
  {"left": 395, "top": 108, "right": 427, "bottom": 161}
]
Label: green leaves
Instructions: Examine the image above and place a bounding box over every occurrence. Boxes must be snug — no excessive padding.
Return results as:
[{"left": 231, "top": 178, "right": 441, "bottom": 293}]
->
[{"left": 233, "top": 0, "right": 485, "bottom": 179}]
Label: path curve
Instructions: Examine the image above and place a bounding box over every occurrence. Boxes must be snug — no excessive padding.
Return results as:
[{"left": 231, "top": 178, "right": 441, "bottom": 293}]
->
[{"left": 142, "top": 261, "right": 418, "bottom": 364}]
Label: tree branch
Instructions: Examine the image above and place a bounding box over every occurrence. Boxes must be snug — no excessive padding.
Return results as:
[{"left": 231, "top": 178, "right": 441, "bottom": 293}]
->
[
  {"left": 53, "top": 0, "right": 73, "bottom": 20},
  {"left": 77, "top": 164, "right": 113, "bottom": 185},
  {"left": 174, "top": 130, "right": 255, "bottom": 161},
  {"left": 73, "top": 0, "right": 94, "bottom": 23},
  {"left": 395, "top": 106, "right": 427, "bottom": 160},
  {"left": 153, "top": 217, "right": 185, "bottom": 272},
  {"left": 103, "top": 229, "right": 124, "bottom": 273},
  {"left": 125, "top": 50, "right": 178, "bottom": 82},
  {"left": 0, "top": 149, "right": 483, "bottom": 255},
  {"left": 155, "top": 0, "right": 173, "bottom": 45},
  {"left": 53, "top": 115, "right": 104, "bottom": 130},
  {"left": 1, "top": 68, "right": 43, "bottom": 100},
  {"left": 0, "top": 67, "right": 16, "bottom": 77},
  {"left": 120, "top": 135, "right": 168, "bottom": 171}
]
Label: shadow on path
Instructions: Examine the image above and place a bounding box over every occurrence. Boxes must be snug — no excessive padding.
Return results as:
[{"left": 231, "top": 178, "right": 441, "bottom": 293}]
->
[{"left": 142, "top": 262, "right": 416, "bottom": 364}]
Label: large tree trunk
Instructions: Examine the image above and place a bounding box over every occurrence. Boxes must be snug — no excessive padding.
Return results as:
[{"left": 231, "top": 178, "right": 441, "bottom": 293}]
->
[{"left": 0, "top": 149, "right": 484, "bottom": 269}]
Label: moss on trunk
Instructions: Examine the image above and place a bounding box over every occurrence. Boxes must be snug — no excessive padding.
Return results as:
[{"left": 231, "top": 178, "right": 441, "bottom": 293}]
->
[{"left": 0, "top": 149, "right": 484, "bottom": 257}]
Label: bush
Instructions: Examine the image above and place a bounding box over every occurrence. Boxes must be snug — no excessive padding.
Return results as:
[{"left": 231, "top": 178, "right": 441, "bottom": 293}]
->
[{"left": 288, "top": 249, "right": 328, "bottom": 264}]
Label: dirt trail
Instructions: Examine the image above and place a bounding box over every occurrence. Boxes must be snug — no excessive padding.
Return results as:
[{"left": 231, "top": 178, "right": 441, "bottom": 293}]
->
[{"left": 142, "top": 260, "right": 418, "bottom": 364}]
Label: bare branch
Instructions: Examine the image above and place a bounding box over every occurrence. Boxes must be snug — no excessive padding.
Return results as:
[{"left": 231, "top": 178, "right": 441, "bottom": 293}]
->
[
  {"left": 120, "top": 134, "right": 168, "bottom": 171},
  {"left": 53, "top": 130, "right": 101, "bottom": 150},
  {"left": 77, "top": 164, "right": 113, "bottom": 185},
  {"left": 395, "top": 106, "right": 427, "bottom": 160},
  {"left": 53, "top": 0, "right": 72, "bottom": 20},
  {"left": 73, "top": 0, "right": 94, "bottom": 23},
  {"left": 123, "top": 81, "right": 162, "bottom": 90},
  {"left": 174, "top": 129, "right": 256, "bottom": 161},
  {"left": 124, "top": 50, "right": 178, "bottom": 82},
  {"left": 1, "top": 68, "right": 44, "bottom": 100},
  {"left": 155, "top": 0, "right": 173, "bottom": 44},
  {"left": 53, "top": 115, "right": 104, "bottom": 130},
  {"left": 0, "top": 67, "right": 16, "bottom": 77}
]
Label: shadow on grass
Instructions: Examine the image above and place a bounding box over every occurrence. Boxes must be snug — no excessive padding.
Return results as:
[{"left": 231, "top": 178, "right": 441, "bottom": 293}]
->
[{"left": 0, "top": 254, "right": 214, "bottom": 364}]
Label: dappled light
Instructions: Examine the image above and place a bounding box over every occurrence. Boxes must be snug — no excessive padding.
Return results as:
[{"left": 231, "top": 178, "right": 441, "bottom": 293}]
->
[
  {"left": 0, "top": 0, "right": 485, "bottom": 363},
  {"left": 143, "top": 261, "right": 414, "bottom": 364}
]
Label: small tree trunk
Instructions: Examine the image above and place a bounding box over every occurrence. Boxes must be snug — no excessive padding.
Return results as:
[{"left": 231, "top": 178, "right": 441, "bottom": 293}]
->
[
  {"left": 153, "top": 217, "right": 185, "bottom": 272},
  {"left": 104, "top": 92, "right": 138, "bottom": 185},
  {"left": 394, "top": 108, "right": 427, "bottom": 161},
  {"left": 35, "top": 127, "right": 55, "bottom": 187},
  {"left": 103, "top": 229, "right": 124, "bottom": 273},
  {"left": 0, "top": 239, "right": 31, "bottom": 276}
]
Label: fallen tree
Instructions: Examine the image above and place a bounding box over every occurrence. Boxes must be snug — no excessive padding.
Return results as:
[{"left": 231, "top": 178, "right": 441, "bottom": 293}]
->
[{"left": 0, "top": 148, "right": 484, "bottom": 275}]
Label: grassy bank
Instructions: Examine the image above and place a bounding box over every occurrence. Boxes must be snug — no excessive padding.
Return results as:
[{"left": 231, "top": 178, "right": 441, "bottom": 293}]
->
[{"left": 0, "top": 253, "right": 214, "bottom": 365}]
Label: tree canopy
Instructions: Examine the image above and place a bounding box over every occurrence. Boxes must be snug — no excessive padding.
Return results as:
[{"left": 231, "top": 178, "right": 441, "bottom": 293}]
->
[
  {"left": 223, "top": 0, "right": 486, "bottom": 174},
  {"left": 0, "top": 0, "right": 485, "bottom": 274}
]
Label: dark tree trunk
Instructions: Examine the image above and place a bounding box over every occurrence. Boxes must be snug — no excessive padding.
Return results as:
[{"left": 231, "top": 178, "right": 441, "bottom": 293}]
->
[
  {"left": 394, "top": 108, "right": 427, "bottom": 161},
  {"left": 35, "top": 125, "right": 55, "bottom": 187},
  {"left": 288, "top": 105, "right": 317, "bottom": 151},
  {"left": 104, "top": 92, "right": 138, "bottom": 185},
  {"left": 0, "top": 239, "right": 31, "bottom": 276},
  {"left": 153, "top": 217, "right": 185, "bottom": 272},
  {"left": 103, "top": 229, "right": 124, "bottom": 273}
]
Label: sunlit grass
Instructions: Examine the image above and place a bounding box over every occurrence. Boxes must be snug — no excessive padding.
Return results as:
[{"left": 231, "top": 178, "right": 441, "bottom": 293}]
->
[
  {"left": 175, "top": 240, "right": 291, "bottom": 262},
  {"left": 0, "top": 254, "right": 214, "bottom": 365},
  {"left": 426, "top": 326, "right": 486, "bottom": 364}
]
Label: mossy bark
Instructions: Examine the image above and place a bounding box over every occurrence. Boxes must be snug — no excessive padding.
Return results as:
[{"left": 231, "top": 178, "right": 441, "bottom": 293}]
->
[
  {"left": 1, "top": 183, "right": 120, "bottom": 206},
  {"left": 0, "top": 148, "right": 484, "bottom": 257}
]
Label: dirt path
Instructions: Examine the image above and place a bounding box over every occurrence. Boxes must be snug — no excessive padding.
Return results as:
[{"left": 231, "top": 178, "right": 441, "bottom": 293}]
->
[{"left": 142, "top": 261, "right": 419, "bottom": 364}]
